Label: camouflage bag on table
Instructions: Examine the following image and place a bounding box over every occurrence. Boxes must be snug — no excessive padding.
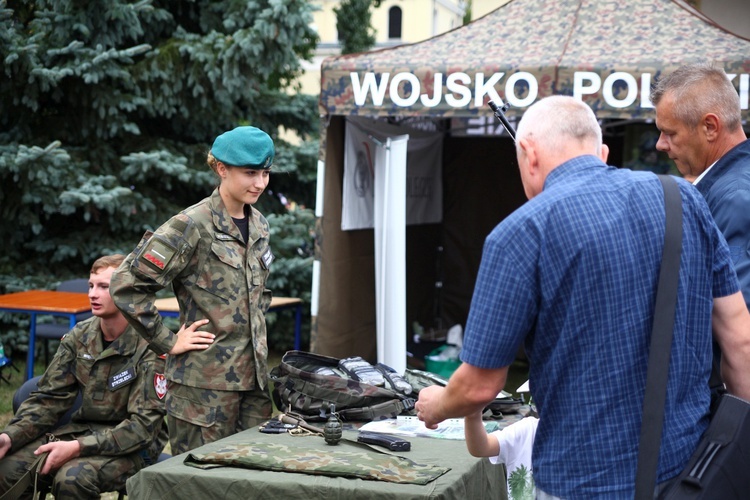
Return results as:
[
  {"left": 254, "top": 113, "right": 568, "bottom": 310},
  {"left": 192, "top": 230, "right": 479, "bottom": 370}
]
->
[{"left": 268, "top": 351, "right": 416, "bottom": 422}]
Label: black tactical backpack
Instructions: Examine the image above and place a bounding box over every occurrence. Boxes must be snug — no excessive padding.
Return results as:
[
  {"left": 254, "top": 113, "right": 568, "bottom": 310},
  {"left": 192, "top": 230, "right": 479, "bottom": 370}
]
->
[{"left": 268, "top": 350, "right": 416, "bottom": 422}]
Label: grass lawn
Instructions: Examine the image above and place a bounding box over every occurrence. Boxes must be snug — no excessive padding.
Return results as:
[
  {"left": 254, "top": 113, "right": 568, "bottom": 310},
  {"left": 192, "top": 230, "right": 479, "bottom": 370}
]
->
[{"left": 0, "top": 357, "right": 45, "bottom": 429}]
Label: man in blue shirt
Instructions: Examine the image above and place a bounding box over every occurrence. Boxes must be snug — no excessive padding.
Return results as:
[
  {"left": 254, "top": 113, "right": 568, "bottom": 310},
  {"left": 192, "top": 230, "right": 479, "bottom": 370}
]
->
[
  {"left": 652, "top": 63, "right": 750, "bottom": 310},
  {"left": 415, "top": 96, "right": 750, "bottom": 498}
]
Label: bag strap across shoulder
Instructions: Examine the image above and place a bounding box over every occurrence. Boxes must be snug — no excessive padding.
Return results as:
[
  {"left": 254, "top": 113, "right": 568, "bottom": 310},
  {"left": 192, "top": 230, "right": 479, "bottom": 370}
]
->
[{"left": 634, "top": 175, "right": 683, "bottom": 499}]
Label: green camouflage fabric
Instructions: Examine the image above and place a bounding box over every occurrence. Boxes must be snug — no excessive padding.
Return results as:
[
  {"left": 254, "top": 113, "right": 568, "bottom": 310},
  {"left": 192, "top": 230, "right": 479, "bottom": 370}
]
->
[
  {"left": 320, "top": 0, "right": 750, "bottom": 121},
  {"left": 184, "top": 442, "right": 450, "bottom": 485},
  {"left": 166, "top": 382, "right": 272, "bottom": 455},
  {"left": 269, "top": 351, "right": 416, "bottom": 422},
  {"left": 111, "top": 187, "right": 273, "bottom": 392},
  {"left": 0, "top": 317, "right": 167, "bottom": 498}
]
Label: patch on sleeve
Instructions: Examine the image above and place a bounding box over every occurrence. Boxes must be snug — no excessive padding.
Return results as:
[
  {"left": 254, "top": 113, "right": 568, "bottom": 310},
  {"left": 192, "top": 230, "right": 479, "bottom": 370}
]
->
[
  {"left": 259, "top": 248, "right": 275, "bottom": 270},
  {"left": 141, "top": 238, "right": 177, "bottom": 272},
  {"left": 154, "top": 373, "right": 167, "bottom": 399}
]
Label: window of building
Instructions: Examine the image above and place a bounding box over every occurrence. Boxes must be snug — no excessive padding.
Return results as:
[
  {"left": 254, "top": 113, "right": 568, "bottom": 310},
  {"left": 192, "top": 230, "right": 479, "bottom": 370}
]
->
[{"left": 388, "top": 6, "right": 402, "bottom": 39}]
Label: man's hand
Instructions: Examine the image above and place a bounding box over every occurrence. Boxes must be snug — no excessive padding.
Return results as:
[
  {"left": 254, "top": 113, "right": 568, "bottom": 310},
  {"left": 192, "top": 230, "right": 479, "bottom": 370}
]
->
[
  {"left": 415, "top": 385, "right": 446, "bottom": 430},
  {"left": 34, "top": 440, "right": 81, "bottom": 475},
  {"left": 415, "top": 363, "right": 509, "bottom": 430},
  {"left": 0, "top": 433, "right": 12, "bottom": 460},
  {"left": 170, "top": 319, "right": 214, "bottom": 355}
]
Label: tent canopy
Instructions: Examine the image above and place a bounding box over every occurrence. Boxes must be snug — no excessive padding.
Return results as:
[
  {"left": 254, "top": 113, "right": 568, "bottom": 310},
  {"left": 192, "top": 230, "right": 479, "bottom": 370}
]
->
[{"left": 320, "top": 0, "right": 750, "bottom": 121}]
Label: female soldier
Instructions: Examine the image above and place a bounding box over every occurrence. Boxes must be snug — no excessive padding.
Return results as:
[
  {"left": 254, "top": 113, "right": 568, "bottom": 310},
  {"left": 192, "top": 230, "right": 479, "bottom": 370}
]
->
[{"left": 111, "top": 126, "right": 275, "bottom": 454}]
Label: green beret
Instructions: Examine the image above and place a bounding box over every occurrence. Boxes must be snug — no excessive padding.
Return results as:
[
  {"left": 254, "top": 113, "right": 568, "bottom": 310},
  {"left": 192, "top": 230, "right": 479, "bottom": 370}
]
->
[{"left": 211, "top": 126, "right": 274, "bottom": 169}]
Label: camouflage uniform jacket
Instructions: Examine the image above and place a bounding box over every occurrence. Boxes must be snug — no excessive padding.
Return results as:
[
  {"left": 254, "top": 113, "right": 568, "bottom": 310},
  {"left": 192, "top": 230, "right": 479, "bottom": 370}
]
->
[
  {"left": 3, "top": 317, "right": 168, "bottom": 463},
  {"left": 110, "top": 188, "right": 273, "bottom": 391}
]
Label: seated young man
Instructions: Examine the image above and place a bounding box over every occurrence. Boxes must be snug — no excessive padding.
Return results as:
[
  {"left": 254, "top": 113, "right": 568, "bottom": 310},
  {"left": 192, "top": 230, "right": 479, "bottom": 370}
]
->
[{"left": 0, "top": 255, "right": 168, "bottom": 499}]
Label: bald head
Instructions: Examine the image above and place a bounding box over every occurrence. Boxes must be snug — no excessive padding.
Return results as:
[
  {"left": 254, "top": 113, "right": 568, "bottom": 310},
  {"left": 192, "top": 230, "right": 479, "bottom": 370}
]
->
[
  {"left": 515, "top": 96, "right": 606, "bottom": 199},
  {"left": 516, "top": 96, "right": 603, "bottom": 159}
]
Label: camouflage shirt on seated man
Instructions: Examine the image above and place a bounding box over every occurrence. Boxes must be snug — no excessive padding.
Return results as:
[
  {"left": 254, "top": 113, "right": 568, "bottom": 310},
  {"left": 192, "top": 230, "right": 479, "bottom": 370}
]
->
[{"left": 0, "top": 317, "right": 168, "bottom": 498}]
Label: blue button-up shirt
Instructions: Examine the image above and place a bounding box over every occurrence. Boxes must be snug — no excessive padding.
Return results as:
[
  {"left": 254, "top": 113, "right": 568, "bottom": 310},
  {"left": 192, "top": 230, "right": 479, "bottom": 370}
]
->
[{"left": 461, "top": 155, "right": 738, "bottom": 498}]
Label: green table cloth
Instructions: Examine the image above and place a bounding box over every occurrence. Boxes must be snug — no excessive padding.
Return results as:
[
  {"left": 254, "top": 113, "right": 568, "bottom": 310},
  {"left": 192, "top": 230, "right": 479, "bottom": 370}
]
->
[{"left": 127, "top": 427, "right": 507, "bottom": 499}]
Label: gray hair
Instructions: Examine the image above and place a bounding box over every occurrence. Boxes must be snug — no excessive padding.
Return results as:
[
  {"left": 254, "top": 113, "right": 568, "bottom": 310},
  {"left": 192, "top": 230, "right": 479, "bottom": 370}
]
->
[
  {"left": 516, "top": 96, "right": 602, "bottom": 155},
  {"left": 650, "top": 63, "right": 741, "bottom": 132}
]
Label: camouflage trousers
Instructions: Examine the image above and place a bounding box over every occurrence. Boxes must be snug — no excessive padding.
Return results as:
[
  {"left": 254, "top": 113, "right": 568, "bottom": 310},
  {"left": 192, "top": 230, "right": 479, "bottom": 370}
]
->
[
  {"left": 0, "top": 434, "right": 143, "bottom": 499},
  {"left": 166, "top": 381, "right": 273, "bottom": 455}
]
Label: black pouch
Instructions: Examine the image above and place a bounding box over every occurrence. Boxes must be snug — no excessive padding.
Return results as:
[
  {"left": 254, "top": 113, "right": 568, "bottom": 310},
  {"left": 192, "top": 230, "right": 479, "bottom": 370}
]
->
[{"left": 661, "top": 394, "right": 750, "bottom": 499}]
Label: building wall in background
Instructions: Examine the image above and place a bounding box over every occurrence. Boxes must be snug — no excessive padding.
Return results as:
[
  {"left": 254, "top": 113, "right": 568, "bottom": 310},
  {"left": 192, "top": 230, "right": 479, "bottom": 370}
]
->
[
  {"left": 470, "top": 0, "right": 512, "bottom": 19},
  {"left": 298, "top": 0, "right": 467, "bottom": 101}
]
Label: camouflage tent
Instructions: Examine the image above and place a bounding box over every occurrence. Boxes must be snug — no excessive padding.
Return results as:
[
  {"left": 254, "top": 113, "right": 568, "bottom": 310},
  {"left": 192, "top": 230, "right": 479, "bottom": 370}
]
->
[
  {"left": 320, "top": 0, "right": 750, "bottom": 121},
  {"left": 312, "top": 0, "right": 750, "bottom": 361}
]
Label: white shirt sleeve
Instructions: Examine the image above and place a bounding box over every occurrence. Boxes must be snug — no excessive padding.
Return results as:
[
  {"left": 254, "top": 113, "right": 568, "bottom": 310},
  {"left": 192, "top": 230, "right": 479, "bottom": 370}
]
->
[{"left": 488, "top": 416, "right": 538, "bottom": 477}]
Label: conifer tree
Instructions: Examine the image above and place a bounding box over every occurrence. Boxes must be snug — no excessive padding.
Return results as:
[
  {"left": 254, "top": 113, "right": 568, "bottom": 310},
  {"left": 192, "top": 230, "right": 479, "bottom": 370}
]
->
[
  {"left": 334, "top": 0, "right": 381, "bottom": 54},
  {"left": 0, "top": 0, "right": 319, "bottom": 351}
]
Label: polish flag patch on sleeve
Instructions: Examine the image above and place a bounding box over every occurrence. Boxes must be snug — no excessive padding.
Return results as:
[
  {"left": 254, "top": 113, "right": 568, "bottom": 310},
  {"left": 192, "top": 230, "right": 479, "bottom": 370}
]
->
[
  {"left": 140, "top": 238, "right": 176, "bottom": 272},
  {"left": 154, "top": 373, "right": 167, "bottom": 400}
]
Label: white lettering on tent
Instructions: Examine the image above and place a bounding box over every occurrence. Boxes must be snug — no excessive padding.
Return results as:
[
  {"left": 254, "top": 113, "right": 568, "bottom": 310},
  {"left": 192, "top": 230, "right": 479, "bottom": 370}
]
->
[
  {"left": 727, "top": 74, "right": 750, "bottom": 110},
  {"left": 465, "top": 116, "right": 492, "bottom": 135},
  {"left": 603, "top": 72, "right": 638, "bottom": 109},
  {"left": 421, "top": 73, "right": 443, "bottom": 107},
  {"left": 574, "top": 72, "right": 601, "bottom": 99},
  {"left": 351, "top": 72, "right": 389, "bottom": 106},
  {"left": 390, "top": 72, "right": 421, "bottom": 107},
  {"left": 506, "top": 71, "right": 538, "bottom": 107},
  {"left": 458, "top": 116, "right": 513, "bottom": 136},
  {"left": 445, "top": 72, "right": 472, "bottom": 107},
  {"left": 473, "top": 72, "right": 504, "bottom": 107},
  {"left": 641, "top": 73, "right": 653, "bottom": 108},
  {"left": 348, "top": 71, "right": 749, "bottom": 111}
]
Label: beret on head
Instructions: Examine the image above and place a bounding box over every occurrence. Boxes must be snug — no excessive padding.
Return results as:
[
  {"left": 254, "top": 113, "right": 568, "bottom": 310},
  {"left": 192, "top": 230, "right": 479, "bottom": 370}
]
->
[{"left": 211, "top": 126, "right": 274, "bottom": 169}]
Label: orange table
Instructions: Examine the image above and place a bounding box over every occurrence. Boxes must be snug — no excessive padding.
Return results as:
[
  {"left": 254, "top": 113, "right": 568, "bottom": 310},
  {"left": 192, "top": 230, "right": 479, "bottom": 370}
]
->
[
  {"left": 0, "top": 290, "right": 91, "bottom": 380},
  {"left": 155, "top": 296, "right": 304, "bottom": 350}
]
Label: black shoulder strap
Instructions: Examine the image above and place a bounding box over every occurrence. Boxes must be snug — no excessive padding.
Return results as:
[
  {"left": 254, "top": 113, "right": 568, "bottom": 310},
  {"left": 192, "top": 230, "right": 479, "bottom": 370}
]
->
[{"left": 634, "top": 175, "right": 683, "bottom": 499}]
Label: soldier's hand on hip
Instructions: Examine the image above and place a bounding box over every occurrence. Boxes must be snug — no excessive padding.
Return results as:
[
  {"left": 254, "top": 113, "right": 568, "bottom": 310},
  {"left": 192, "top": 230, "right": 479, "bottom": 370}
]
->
[
  {"left": 0, "top": 433, "right": 11, "bottom": 459},
  {"left": 170, "top": 319, "right": 214, "bottom": 355}
]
